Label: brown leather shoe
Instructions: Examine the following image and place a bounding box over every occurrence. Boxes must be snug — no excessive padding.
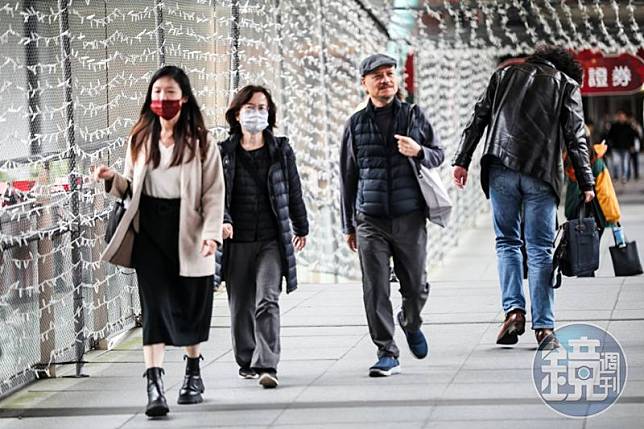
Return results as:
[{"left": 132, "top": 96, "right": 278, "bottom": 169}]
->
[
  {"left": 535, "top": 329, "right": 560, "bottom": 350},
  {"left": 496, "top": 310, "right": 526, "bottom": 345}
]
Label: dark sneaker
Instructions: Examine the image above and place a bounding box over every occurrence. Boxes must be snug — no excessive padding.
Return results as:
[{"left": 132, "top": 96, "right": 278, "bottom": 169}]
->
[
  {"left": 258, "top": 371, "right": 279, "bottom": 388},
  {"left": 368, "top": 356, "right": 401, "bottom": 377},
  {"left": 238, "top": 367, "right": 259, "bottom": 379},
  {"left": 397, "top": 311, "right": 429, "bottom": 359}
]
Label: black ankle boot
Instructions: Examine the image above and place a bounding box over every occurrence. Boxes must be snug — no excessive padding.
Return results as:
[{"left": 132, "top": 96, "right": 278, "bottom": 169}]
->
[
  {"left": 143, "top": 367, "right": 169, "bottom": 417},
  {"left": 177, "top": 355, "right": 204, "bottom": 404}
]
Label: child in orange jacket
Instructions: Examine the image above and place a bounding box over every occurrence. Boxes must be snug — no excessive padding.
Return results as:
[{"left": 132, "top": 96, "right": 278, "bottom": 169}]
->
[{"left": 564, "top": 141, "right": 622, "bottom": 237}]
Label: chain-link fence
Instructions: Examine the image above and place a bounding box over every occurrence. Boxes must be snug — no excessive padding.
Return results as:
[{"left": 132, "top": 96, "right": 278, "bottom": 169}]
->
[{"left": 0, "top": 0, "right": 495, "bottom": 398}]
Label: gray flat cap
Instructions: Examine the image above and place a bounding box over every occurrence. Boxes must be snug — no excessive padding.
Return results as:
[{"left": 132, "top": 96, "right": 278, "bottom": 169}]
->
[{"left": 359, "top": 53, "right": 397, "bottom": 76}]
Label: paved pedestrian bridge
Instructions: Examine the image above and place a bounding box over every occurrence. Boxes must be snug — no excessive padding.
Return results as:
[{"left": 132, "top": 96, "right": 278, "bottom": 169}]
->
[
  {"left": 1, "top": 1, "right": 644, "bottom": 428},
  {"left": 1, "top": 178, "right": 642, "bottom": 428}
]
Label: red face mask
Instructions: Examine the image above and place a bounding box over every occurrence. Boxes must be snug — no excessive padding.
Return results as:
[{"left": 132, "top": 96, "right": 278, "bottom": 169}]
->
[{"left": 150, "top": 99, "right": 182, "bottom": 120}]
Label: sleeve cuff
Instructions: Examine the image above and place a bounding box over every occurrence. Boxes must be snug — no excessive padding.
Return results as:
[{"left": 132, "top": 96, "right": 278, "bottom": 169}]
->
[{"left": 451, "top": 156, "right": 471, "bottom": 169}]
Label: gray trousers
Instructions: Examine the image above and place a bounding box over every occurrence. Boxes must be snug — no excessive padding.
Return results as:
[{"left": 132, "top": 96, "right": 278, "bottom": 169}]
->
[
  {"left": 356, "top": 211, "right": 430, "bottom": 358},
  {"left": 225, "top": 240, "right": 282, "bottom": 371}
]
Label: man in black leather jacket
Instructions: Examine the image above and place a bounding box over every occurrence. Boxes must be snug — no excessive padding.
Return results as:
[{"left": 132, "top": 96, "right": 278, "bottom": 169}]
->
[{"left": 452, "top": 46, "right": 595, "bottom": 349}]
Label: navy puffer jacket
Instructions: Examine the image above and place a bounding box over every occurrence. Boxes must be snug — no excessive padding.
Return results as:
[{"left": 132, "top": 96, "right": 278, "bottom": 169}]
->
[{"left": 340, "top": 98, "right": 444, "bottom": 234}]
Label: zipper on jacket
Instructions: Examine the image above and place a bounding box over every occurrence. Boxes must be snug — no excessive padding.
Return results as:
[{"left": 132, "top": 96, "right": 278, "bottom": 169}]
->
[
  {"left": 386, "top": 108, "right": 402, "bottom": 217},
  {"left": 369, "top": 113, "right": 391, "bottom": 218},
  {"left": 267, "top": 163, "right": 280, "bottom": 218}
]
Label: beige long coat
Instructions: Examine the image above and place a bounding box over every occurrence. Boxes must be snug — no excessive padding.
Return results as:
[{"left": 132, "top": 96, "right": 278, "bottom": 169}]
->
[{"left": 100, "top": 134, "right": 225, "bottom": 277}]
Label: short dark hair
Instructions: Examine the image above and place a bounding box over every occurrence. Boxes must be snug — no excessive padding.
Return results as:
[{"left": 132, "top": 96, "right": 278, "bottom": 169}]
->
[
  {"left": 531, "top": 45, "right": 583, "bottom": 84},
  {"left": 225, "top": 85, "right": 277, "bottom": 135}
]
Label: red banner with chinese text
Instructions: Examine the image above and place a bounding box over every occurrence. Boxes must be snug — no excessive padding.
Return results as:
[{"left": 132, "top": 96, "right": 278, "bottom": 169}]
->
[
  {"left": 404, "top": 51, "right": 415, "bottom": 99},
  {"left": 575, "top": 50, "right": 644, "bottom": 96}
]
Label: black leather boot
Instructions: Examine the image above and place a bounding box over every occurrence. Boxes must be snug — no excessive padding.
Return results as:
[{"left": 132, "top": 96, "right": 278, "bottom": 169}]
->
[
  {"left": 144, "top": 367, "right": 169, "bottom": 417},
  {"left": 177, "top": 355, "right": 204, "bottom": 404}
]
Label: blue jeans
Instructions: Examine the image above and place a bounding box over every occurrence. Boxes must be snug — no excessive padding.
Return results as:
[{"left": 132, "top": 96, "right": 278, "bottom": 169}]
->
[
  {"left": 611, "top": 148, "right": 630, "bottom": 180},
  {"left": 489, "top": 164, "right": 557, "bottom": 329}
]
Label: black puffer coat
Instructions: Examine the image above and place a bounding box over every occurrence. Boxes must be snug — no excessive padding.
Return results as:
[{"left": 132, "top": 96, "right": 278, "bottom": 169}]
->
[{"left": 215, "top": 132, "right": 308, "bottom": 293}]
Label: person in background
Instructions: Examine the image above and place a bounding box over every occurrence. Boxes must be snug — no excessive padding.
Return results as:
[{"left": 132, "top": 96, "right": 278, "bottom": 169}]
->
[
  {"left": 565, "top": 124, "right": 623, "bottom": 270},
  {"left": 452, "top": 45, "right": 594, "bottom": 350},
  {"left": 605, "top": 110, "right": 638, "bottom": 183},
  {"left": 628, "top": 115, "right": 642, "bottom": 181}
]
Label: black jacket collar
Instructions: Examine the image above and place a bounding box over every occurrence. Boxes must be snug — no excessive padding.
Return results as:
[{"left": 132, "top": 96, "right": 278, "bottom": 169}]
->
[
  {"left": 221, "top": 131, "right": 280, "bottom": 164},
  {"left": 366, "top": 96, "right": 402, "bottom": 118},
  {"left": 527, "top": 57, "right": 557, "bottom": 70}
]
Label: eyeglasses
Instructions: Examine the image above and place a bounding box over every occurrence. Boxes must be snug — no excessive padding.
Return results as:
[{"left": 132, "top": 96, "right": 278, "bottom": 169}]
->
[{"left": 241, "top": 104, "right": 268, "bottom": 113}]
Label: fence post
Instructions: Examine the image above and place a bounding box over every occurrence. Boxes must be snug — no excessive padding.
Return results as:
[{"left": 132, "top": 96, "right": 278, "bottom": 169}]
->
[
  {"left": 316, "top": 0, "right": 342, "bottom": 281},
  {"left": 154, "top": 0, "right": 166, "bottom": 66},
  {"left": 23, "top": 0, "right": 56, "bottom": 378},
  {"left": 58, "top": 0, "right": 86, "bottom": 378},
  {"left": 91, "top": 196, "right": 108, "bottom": 349},
  {"left": 23, "top": 0, "right": 42, "bottom": 157},
  {"left": 36, "top": 164, "right": 56, "bottom": 377},
  {"left": 273, "top": 0, "right": 287, "bottom": 134},
  {"left": 230, "top": 0, "right": 240, "bottom": 92}
]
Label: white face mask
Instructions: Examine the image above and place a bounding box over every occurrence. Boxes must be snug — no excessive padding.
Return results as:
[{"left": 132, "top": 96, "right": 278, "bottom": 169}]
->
[{"left": 239, "top": 109, "right": 269, "bottom": 135}]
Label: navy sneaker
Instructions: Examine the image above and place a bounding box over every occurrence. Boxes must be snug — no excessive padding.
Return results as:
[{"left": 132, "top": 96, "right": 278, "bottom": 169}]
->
[
  {"left": 397, "top": 311, "right": 428, "bottom": 359},
  {"left": 369, "top": 356, "right": 401, "bottom": 377}
]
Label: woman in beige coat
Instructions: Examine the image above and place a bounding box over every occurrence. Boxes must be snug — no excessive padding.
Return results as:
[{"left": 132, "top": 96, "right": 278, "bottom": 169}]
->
[{"left": 93, "top": 66, "right": 224, "bottom": 417}]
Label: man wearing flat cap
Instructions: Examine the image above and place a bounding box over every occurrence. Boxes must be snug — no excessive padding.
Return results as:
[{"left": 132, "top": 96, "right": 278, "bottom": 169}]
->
[{"left": 340, "top": 53, "right": 444, "bottom": 377}]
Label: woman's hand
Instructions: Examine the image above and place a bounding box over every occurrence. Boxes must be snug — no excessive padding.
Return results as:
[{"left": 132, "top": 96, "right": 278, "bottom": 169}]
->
[
  {"left": 92, "top": 165, "right": 115, "bottom": 182},
  {"left": 201, "top": 239, "right": 218, "bottom": 257},
  {"left": 292, "top": 235, "right": 307, "bottom": 251},
  {"left": 222, "top": 223, "right": 234, "bottom": 240}
]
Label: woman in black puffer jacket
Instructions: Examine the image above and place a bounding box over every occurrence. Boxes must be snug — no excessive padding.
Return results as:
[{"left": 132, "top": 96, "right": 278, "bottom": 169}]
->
[{"left": 217, "top": 85, "right": 308, "bottom": 389}]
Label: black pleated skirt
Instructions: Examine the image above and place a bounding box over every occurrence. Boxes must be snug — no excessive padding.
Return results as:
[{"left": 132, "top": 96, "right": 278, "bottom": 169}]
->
[{"left": 133, "top": 194, "right": 213, "bottom": 346}]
